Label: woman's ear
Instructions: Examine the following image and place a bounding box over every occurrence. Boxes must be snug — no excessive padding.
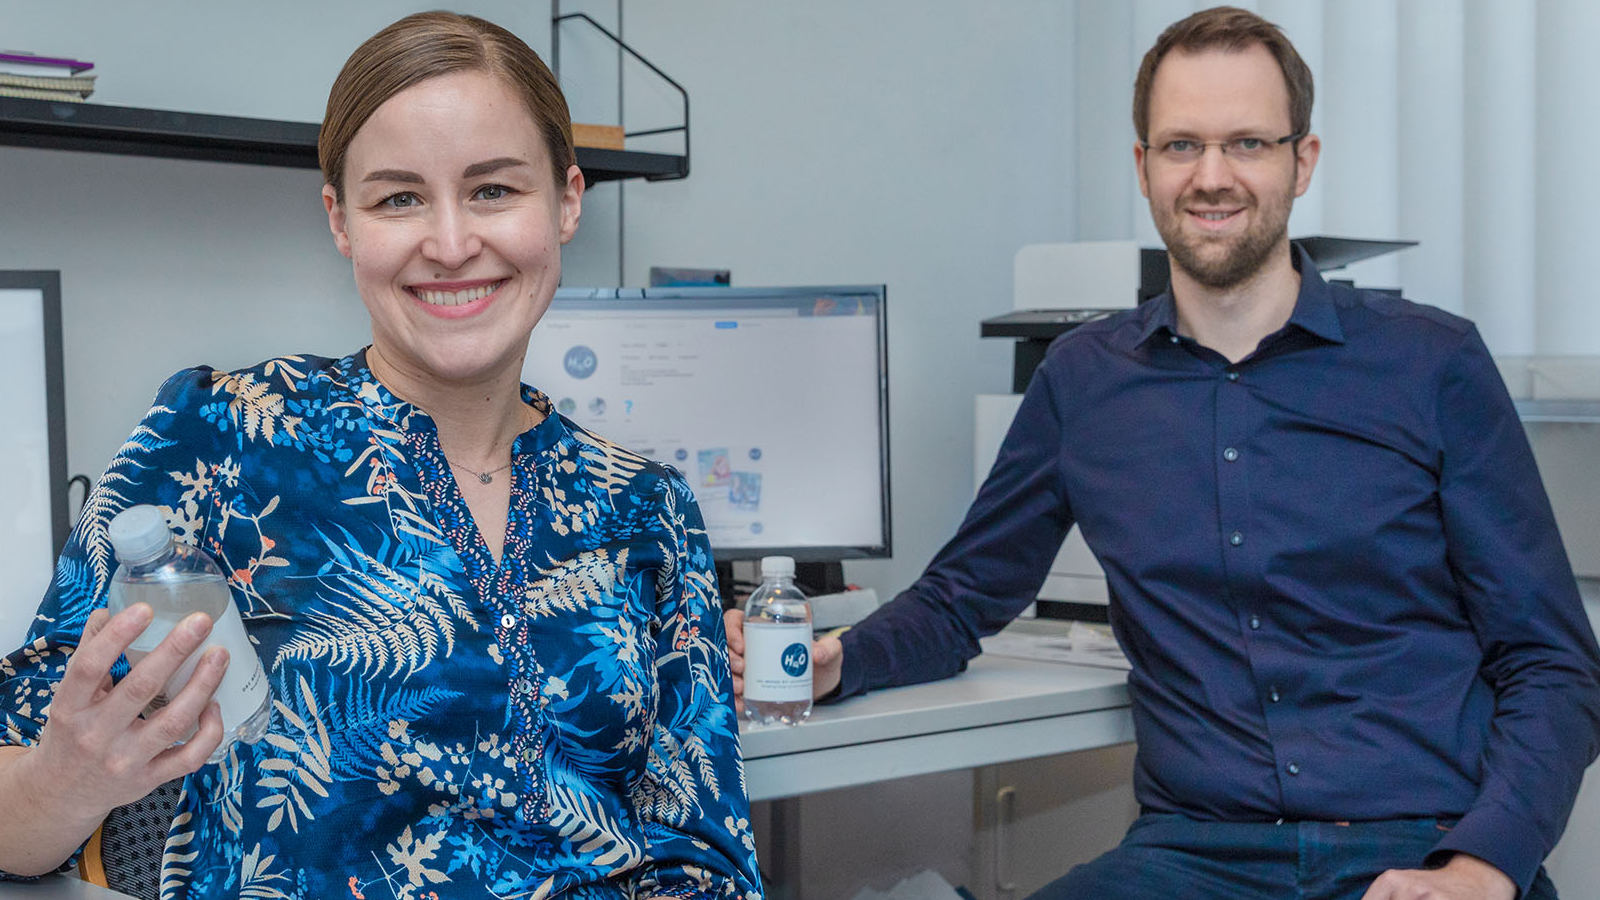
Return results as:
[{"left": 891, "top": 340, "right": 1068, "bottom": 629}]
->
[{"left": 323, "top": 184, "right": 353, "bottom": 259}]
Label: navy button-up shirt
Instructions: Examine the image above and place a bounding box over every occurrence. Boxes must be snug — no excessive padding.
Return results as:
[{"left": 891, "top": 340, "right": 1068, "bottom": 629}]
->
[{"left": 839, "top": 246, "right": 1600, "bottom": 892}]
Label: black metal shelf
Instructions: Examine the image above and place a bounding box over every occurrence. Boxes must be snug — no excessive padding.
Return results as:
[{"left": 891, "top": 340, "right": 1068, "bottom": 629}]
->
[{"left": 0, "top": 95, "right": 685, "bottom": 183}]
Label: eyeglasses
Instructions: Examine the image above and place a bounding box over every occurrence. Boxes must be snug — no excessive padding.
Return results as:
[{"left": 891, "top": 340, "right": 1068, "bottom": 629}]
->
[{"left": 1143, "top": 133, "right": 1304, "bottom": 166}]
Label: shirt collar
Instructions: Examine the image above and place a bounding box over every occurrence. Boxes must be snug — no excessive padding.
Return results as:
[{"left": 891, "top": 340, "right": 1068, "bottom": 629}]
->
[
  {"left": 338, "top": 348, "right": 570, "bottom": 457},
  {"left": 1135, "top": 242, "right": 1346, "bottom": 347}
]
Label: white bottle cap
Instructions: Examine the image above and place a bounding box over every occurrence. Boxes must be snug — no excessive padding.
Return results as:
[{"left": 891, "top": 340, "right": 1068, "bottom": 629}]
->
[
  {"left": 107, "top": 505, "right": 174, "bottom": 565},
  {"left": 760, "top": 555, "right": 795, "bottom": 578}
]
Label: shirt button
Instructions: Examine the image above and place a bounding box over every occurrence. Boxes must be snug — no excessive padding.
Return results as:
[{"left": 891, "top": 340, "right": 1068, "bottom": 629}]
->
[
  {"left": 1226, "top": 371, "right": 1241, "bottom": 382},
  {"left": 1229, "top": 531, "right": 1244, "bottom": 546},
  {"left": 1223, "top": 447, "right": 1239, "bottom": 462},
  {"left": 521, "top": 748, "right": 536, "bottom": 763},
  {"left": 501, "top": 613, "right": 517, "bottom": 630},
  {"left": 1269, "top": 686, "right": 1281, "bottom": 702},
  {"left": 1169, "top": 335, "right": 1180, "bottom": 344},
  {"left": 1249, "top": 615, "right": 1261, "bottom": 630},
  {"left": 1287, "top": 762, "right": 1301, "bottom": 776},
  {"left": 514, "top": 677, "right": 535, "bottom": 696}
]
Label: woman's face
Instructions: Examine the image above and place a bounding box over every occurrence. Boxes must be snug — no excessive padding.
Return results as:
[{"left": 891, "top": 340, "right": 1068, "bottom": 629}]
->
[{"left": 322, "top": 69, "right": 582, "bottom": 394}]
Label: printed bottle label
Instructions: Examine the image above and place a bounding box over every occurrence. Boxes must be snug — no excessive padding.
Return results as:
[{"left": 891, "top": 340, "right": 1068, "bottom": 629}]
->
[
  {"left": 127, "top": 608, "right": 268, "bottom": 735},
  {"left": 744, "top": 621, "right": 812, "bottom": 702}
]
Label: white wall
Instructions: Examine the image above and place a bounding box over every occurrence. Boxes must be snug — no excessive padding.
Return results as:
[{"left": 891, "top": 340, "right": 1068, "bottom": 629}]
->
[
  {"left": 3, "top": 0, "right": 1076, "bottom": 604},
  {"left": 1, "top": 0, "right": 550, "bottom": 488},
  {"left": 598, "top": 1, "right": 1078, "bottom": 594}
]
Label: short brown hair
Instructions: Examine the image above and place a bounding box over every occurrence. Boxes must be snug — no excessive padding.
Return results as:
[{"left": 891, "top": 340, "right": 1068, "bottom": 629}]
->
[
  {"left": 1131, "top": 6, "right": 1313, "bottom": 143},
  {"left": 319, "top": 11, "right": 575, "bottom": 201}
]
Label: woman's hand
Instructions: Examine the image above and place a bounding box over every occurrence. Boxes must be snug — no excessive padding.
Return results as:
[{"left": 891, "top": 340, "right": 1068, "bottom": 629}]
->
[{"left": 0, "top": 603, "right": 227, "bottom": 876}]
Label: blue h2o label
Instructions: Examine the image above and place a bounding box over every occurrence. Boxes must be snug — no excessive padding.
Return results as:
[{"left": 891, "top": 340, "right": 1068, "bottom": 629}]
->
[
  {"left": 563, "top": 345, "right": 597, "bottom": 379},
  {"left": 781, "top": 642, "right": 809, "bottom": 677}
]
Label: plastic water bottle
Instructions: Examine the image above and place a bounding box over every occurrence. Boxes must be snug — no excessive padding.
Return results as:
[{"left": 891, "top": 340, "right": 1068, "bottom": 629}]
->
[
  {"left": 742, "top": 555, "right": 813, "bottom": 726},
  {"left": 105, "top": 505, "right": 271, "bottom": 762}
]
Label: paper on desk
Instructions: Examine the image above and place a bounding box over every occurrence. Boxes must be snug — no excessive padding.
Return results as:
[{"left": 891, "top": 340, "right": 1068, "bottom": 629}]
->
[
  {"left": 980, "top": 621, "right": 1131, "bottom": 670},
  {"left": 847, "top": 869, "right": 966, "bottom": 900}
]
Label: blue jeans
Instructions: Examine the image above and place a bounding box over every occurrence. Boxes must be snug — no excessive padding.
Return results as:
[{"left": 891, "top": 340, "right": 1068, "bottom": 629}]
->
[{"left": 1027, "top": 813, "right": 1558, "bottom": 900}]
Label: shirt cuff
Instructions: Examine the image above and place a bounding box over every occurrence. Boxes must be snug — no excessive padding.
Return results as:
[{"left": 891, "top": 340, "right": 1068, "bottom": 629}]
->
[
  {"left": 829, "top": 630, "right": 869, "bottom": 702},
  {"left": 1426, "top": 807, "right": 1542, "bottom": 898}
]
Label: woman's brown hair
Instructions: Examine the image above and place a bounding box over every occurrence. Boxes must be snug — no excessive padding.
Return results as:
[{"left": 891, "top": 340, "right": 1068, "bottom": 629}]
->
[{"left": 319, "top": 11, "right": 575, "bottom": 201}]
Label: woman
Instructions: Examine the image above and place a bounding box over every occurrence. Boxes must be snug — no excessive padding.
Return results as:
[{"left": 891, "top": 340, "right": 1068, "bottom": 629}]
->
[{"left": 0, "top": 12, "right": 762, "bottom": 898}]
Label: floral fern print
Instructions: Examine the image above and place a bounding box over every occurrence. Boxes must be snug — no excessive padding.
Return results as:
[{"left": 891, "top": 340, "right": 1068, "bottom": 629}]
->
[{"left": 0, "top": 352, "right": 760, "bottom": 898}]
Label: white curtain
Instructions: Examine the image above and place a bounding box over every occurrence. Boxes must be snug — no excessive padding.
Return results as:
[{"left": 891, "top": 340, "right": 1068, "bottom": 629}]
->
[{"left": 1072, "top": 0, "right": 1600, "bottom": 356}]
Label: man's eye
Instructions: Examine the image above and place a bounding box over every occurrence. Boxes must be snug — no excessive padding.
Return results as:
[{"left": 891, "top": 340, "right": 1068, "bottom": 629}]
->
[
  {"left": 1234, "top": 137, "right": 1266, "bottom": 151},
  {"left": 1166, "top": 140, "right": 1197, "bottom": 154},
  {"left": 380, "top": 192, "right": 421, "bottom": 209}
]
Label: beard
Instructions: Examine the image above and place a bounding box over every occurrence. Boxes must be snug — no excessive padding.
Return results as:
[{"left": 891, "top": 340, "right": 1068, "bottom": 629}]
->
[{"left": 1152, "top": 181, "right": 1294, "bottom": 290}]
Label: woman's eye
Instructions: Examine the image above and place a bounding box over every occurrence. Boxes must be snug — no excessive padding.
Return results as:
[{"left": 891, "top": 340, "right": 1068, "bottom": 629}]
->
[
  {"left": 475, "top": 184, "right": 512, "bottom": 201},
  {"left": 380, "top": 192, "right": 421, "bottom": 209}
]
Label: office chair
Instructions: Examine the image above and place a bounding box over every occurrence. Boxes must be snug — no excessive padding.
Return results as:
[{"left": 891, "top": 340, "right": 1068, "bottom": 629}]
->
[{"left": 79, "top": 777, "right": 184, "bottom": 900}]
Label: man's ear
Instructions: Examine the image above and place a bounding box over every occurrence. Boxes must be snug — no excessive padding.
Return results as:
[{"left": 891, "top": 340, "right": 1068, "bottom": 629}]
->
[
  {"left": 1134, "top": 140, "right": 1151, "bottom": 199},
  {"left": 1292, "top": 133, "right": 1321, "bottom": 198}
]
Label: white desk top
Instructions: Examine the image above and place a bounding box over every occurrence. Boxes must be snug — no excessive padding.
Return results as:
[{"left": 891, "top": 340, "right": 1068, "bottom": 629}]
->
[
  {"left": 2, "top": 879, "right": 134, "bottom": 898},
  {"left": 14, "top": 654, "right": 1133, "bottom": 895},
  {"left": 739, "top": 654, "right": 1133, "bottom": 801}
]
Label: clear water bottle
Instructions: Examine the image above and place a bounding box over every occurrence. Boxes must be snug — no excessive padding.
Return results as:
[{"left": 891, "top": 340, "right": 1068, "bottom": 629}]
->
[
  {"left": 105, "top": 505, "right": 271, "bottom": 763},
  {"left": 742, "top": 555, "right": 813, "bottom": 726}
]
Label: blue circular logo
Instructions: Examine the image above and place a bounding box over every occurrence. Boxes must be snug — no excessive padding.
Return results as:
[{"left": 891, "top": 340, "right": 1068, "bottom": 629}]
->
[
  {"left": 749, "top": 447, "right": 762, "bottom": 460},
  {"left": 563, "top": 345, "right": 597, "bottom": 379},
  {"left": 781, "top": 642, "right": 809, "bottom": 677},
  {"left": 675, "top": 448, "right": 689, "bottom": 462}
]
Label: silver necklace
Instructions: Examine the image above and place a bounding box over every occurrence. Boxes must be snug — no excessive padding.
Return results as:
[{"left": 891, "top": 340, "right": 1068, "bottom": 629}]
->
[{"left": 448, "top": 458, "right": 514, "bottom": 485}]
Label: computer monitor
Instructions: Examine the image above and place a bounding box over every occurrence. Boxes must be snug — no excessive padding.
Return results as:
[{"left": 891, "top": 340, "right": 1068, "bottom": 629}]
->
[{"left": 522, "top": 285, "right": 891, "bottom": 569}]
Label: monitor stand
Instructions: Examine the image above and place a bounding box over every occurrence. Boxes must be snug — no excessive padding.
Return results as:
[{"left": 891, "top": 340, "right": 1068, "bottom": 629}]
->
[{"left": 715, "top": 560, "right": 846, "bottom": 610}]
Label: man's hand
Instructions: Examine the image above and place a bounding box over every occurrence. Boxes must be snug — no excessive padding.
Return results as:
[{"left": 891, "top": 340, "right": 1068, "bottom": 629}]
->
[
  {"left": 724, "top": 609, "right": 843, "bottom": 714},
  {"left": 1361, "top": 853, "right": 1515, "bottom": 900}
]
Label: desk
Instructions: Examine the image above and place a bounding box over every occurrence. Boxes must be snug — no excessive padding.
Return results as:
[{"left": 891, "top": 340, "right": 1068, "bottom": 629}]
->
[
  {"left": 3, "top": 879, "right": 132, "bottom": 898},
  {"left": 22, "top": 658, "right": 1131, "bottom": 900},
  {"left": 740, "top": 655, "right": 1133, "bottom": 802}
]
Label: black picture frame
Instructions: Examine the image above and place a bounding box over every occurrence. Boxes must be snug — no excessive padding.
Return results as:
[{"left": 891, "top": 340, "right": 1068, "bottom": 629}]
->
[{"left": 0, "top": 271, "right": 68, "bottom": 646}]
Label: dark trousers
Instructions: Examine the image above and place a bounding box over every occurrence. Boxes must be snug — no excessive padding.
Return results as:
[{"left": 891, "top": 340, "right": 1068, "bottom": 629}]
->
[{"left": 1027, "top": 813, "right": 1558, "bottom": 900}]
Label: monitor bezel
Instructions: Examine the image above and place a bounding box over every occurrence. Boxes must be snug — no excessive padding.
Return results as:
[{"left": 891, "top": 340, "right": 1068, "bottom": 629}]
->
[{"left": 542, "top": 284, "right": 892, "bottom": 563}]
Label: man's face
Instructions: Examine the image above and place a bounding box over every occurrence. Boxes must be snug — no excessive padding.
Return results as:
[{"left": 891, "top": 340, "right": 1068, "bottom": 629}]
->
[{"left": 1134, "top": 44, "right": 1319, "bottom": 290}]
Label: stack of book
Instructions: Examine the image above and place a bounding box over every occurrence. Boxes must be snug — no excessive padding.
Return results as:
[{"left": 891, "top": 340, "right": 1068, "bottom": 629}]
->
[{"left": 0, "top": 51, "right": 96, "bottom": 102}]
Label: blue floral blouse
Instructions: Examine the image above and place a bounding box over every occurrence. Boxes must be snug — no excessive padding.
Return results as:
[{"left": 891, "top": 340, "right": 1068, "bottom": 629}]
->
[{"left": 0, "top": 351, "right": 763, "bottom": 899}]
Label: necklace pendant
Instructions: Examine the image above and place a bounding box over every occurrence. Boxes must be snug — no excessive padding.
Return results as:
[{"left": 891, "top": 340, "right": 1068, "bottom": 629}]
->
[{"left": 478, "top": 472, "right": 494, "bottom": 485}]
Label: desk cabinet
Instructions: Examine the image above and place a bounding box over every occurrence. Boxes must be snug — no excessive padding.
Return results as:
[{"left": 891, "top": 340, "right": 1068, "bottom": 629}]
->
[{"left": 972, "top": 744, "right": 1138, "bottom": 900}]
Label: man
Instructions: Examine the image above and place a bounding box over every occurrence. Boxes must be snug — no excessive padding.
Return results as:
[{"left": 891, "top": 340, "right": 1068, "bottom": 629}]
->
[{"left": 728, "top": 7, "right": 1600, "bottom": 900}]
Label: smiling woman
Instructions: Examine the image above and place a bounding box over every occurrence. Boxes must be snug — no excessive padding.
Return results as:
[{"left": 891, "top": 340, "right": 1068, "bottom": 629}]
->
[{"left": 0, "top": 12, "right": 761, "bottom": 900}]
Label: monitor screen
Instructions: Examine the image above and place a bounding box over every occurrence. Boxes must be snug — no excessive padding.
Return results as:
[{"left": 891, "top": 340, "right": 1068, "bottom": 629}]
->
[{"left": 523, "top": 285, "right": 890, "bottom": 561}]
